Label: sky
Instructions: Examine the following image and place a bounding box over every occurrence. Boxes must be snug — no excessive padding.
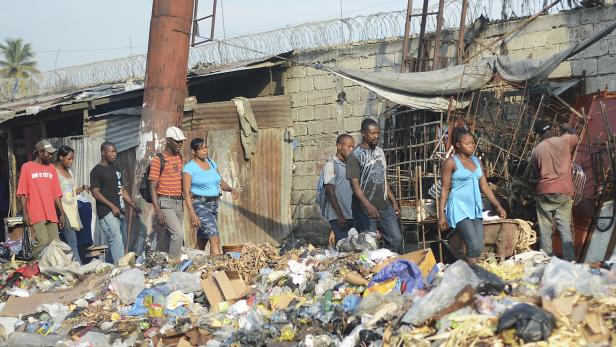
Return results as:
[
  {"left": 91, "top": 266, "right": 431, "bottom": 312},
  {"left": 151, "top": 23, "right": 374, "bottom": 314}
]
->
[{"left": 0, "top": 0, "right": 410, "bottom": 72}]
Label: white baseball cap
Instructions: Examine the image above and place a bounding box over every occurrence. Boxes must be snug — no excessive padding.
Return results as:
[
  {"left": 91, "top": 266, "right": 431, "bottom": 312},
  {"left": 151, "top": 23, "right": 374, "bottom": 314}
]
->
[{"left": 165, "top": 126, "right": 186, "bottom": 141}]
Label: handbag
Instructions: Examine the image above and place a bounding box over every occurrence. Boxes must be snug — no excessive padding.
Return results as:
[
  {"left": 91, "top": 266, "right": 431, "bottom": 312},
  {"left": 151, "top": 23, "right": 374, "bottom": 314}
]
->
[{"left": 15, "top": 225, "right": 34, "bottom": 261}]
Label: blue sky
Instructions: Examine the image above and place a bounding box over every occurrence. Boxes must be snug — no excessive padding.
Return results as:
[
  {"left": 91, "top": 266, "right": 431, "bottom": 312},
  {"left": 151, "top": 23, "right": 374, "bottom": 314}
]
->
[{"left": 1, "top": 0, "right": 408, "bottom": 71}]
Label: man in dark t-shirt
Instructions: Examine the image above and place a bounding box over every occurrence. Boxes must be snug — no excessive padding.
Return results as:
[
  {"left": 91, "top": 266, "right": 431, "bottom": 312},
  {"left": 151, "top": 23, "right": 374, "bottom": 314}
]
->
[
  {"left": 347, "top": 118, "right": 402, "bottom": 253},
  {"left": 90, "top": 141, "right": 141, "bottom": 264}
]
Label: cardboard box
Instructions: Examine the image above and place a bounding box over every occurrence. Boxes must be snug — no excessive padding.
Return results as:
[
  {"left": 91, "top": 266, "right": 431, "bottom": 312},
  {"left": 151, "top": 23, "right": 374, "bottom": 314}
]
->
[
  {"left": 371, "top": 248, "right": 437, "bottom": 279},
  {"left": 201, "top": 271, "right": 249, "bottom": 312}
]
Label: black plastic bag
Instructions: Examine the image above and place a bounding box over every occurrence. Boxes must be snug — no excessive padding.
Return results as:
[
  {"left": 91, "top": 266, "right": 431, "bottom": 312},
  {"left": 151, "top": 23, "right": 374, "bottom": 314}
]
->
[
  {"left": 0, "top": 245, "right": 11, "bottom": 259},
  {"left": 497, "top": 303, "right": 555, "bottom": 342},
  {"left": 279, "top": 238, "right": 306, "bottom": 255},
  {"left": 470, "top": 264, "right": 507, "bottom": 296},
  {"left": 15, "top": 226, "right": 34, "bottom": 261}
]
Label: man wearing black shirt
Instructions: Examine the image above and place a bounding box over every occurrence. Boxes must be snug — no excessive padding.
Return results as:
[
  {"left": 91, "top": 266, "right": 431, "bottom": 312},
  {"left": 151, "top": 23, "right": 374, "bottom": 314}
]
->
[{"left": 90, "top": 142, "right": 141, "bottom": 264}]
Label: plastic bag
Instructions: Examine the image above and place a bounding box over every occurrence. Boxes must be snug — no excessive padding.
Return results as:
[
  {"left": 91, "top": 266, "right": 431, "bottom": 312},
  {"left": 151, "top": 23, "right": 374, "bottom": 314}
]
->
[
  {"left": 315, "top": 272, "right": 336, "bottom": 297},
  {"left": 402, "top": 260, "right": 479, "bottom": 325},
  {"left": 342, "top": 294, "right": 361, "bottom": 313},
  {"left": 539, "top": 257, "right": 607, "bottom": 298},
  {"left": 166, "top": 271, "right": 202, "bottom": 293},
  {"left": 15, "top": 226, "right": 33, "bottom": 261},
  {"left": 279, "top": 238, "right": 306, "bottom": 255},
  {"left": 0, "top": 246, "right": 10, "bottom": 259},
  {"left": 337, "top": 232, "right": 378, "bottom": 252},
  {"left": 470, "top": 264, "right": 506, "bottom": 296},
  {"left": 111, "top": 269, "right": 145, "bottom": 305},
  {"left": 369, "top": 259, "right": 424, "bottom": 294},
  {"left": 497, "top": 303, "right": 555, "bottom": 342}
]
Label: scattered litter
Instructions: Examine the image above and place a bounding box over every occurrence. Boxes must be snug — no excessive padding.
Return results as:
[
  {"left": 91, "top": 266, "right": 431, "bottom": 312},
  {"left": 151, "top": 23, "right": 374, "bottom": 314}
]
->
[{"left": 0, "top": 241, "right": 614, "bottom": 346}]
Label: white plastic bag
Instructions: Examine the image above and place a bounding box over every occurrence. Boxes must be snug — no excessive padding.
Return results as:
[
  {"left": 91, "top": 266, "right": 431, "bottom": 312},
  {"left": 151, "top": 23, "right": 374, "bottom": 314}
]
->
[
  {"left": 166, "top": 271, "right": 202, "bottom": 292},
  {"left": 111, "top": 269, "right": 145, "bottom": 305},
  {"left": 539, "top": 257, "right": 607, "bottom": 298},
  {"left": 402, "top": 260, "right": 479, "bottom": 325}
]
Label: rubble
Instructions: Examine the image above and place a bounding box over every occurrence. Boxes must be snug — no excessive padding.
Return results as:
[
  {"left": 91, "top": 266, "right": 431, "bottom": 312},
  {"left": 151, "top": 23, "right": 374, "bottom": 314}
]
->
[{"left": 0, "top": 239, "right": 615, "bottom": 346}]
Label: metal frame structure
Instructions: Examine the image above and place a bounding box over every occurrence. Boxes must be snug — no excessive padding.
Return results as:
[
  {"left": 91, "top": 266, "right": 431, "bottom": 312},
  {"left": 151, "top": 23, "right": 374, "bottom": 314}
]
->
[{"left": 191, "top": 0, "right": 218, "bottom": 47}]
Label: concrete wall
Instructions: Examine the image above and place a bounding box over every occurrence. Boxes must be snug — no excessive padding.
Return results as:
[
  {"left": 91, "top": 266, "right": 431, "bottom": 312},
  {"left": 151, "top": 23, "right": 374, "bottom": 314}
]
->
[
  {"left": 479, "top": 5, "right": 616, "bottom": 93},
  {"left": 285, "top": 6, "right": 616, "bottom": 244}
]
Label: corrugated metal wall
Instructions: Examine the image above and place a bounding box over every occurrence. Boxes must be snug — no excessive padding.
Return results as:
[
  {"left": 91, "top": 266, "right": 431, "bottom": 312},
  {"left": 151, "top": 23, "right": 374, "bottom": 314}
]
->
[
  {"left": 85, "top": 115, "right": 141, "bottom": 153},
  {"left": 183, "top": 95, "right": 293, "bottom": 245},
  {"left": 48, "top": 136, "right": 104, "bottom": 191}
]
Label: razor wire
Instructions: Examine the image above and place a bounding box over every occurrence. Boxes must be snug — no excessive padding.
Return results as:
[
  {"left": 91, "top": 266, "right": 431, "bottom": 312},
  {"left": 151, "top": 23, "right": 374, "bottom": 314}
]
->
[{"left": 0, "top": 0, "right": 582, "bottom": 102}]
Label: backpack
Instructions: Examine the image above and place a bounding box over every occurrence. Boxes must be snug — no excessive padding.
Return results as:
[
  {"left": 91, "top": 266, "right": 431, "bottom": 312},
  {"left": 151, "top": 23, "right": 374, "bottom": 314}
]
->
[
  {"left": 139, "top": 153, "right": 165, "bottom": 203},
  {"left": 315, "top": 159, "right": 339, "bottom": 220}
]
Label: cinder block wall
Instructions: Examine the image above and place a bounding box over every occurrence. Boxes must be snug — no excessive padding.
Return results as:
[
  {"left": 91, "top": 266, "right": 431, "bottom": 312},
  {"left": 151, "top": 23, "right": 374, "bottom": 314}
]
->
[{"left": 285, "top": 6, "right": 616, "bottom": 244}]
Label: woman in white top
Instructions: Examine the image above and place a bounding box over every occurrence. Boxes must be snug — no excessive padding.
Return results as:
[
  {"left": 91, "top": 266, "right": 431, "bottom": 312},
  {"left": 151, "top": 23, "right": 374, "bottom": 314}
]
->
[{"left": 54, "top": 146, "right": 88, "bottom": 264}]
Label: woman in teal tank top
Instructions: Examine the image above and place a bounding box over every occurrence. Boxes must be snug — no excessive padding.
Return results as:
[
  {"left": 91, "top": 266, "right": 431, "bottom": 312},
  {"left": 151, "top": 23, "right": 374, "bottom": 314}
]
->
[{"left": 438, "top": 127, "right": 507, "bottom": 264}]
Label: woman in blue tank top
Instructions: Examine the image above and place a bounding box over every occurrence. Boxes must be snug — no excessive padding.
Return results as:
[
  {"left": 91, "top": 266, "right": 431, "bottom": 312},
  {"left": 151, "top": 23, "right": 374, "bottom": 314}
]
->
[
  {"left": 438, "top": 127, "right": 506, "bottom": 264},
  {"left": 182, "top": 138, "right": 240, "bottom": 254}
]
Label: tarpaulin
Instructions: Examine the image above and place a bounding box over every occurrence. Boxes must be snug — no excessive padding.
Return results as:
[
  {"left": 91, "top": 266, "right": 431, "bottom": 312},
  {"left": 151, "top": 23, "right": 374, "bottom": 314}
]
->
[{"left": 320, "top": 22, "right": 616, "bottom": 112}]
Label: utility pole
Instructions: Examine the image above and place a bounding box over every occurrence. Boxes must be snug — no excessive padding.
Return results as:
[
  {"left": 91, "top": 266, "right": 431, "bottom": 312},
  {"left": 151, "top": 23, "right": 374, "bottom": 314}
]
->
[{"left": 133, "top": 0, "right": 195, "bottom": 244}]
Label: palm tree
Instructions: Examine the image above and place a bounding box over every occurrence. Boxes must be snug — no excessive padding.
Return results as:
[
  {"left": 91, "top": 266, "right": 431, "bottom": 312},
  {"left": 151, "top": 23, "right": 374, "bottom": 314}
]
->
[{"left": 0, "top": 39, "right": 39, "bottom": 78}]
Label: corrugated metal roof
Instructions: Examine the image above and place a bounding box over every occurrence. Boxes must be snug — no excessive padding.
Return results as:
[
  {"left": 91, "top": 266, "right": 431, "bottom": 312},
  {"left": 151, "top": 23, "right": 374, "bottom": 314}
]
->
[
  {"left": 0, "top": 55, "right": 288, "bottom": 125},
  {"left": 85, "top": 112, "right": 141, "bottom": 152},
  {"left": 183, "top": 95, "right": 293, "bottom": 130}
]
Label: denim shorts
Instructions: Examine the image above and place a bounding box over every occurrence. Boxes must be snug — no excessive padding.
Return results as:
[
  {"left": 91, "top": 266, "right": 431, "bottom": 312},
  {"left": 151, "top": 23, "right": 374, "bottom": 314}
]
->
[{"left": 193, "top": 199, "right": 219, "bottom": 240}]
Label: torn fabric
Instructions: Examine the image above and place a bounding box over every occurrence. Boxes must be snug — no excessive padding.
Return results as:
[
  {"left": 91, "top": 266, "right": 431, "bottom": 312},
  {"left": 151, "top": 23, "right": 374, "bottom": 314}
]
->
[
  {"left": 325, "top": 61, "right": 492, "bottom": 97},
  {"left": 496, "top": 21, "right": 616, "bottom": 84},
  {"left": 319, "top": 22, "right": 616, "bottom": 111},
  {"left": 233, "top": 97, "right": 259, "bottom": 161}
]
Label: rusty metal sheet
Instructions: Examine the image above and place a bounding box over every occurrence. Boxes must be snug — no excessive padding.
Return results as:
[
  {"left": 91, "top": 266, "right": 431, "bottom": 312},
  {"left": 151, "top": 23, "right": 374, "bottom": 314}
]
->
[
  {"left": 184, "top": 95, "right": 292, "bottom": 130},
  {"left": 201, "top": 128, "right": 291, "bottom": 245}
]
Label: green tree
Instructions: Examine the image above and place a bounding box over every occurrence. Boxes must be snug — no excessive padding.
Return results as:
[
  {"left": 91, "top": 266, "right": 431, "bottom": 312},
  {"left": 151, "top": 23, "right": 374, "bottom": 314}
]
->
[{"left": 0, "top": 38, "right": 39, "bottom": 78}]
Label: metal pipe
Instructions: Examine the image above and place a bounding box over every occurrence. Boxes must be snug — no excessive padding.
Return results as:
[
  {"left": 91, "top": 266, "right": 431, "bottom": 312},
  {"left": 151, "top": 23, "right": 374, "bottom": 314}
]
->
[
  {"left": 135, "top": 0, "right": 195, "bottom": 239},
  {"left": 400, "top": 0, "right": 414, "bottom": 72},
  {"left": 416, "top": 0, "right": 430, "bottom": 72},
  {"left": 456, "top": 0, "right": 468, "bottom": 64},
  {"left": 432, "top": 0, "right": 445, "bottom": 70}
]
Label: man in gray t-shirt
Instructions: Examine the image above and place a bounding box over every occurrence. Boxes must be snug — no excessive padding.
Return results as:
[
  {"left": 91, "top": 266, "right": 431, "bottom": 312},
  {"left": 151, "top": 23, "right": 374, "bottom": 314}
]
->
[
  {"left": 323, "top": 134, "right": 355, "bottom": 244},
  {"left": 347, "top": 118, "right": 402, "bottom": 252}
]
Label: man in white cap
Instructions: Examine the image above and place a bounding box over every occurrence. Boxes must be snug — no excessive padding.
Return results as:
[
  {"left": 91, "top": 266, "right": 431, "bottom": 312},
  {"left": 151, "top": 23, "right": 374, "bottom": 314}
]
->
[
  {"left": 17, "top": 139, "right": 66, "bottom": 257},
  {"left": 149, "top": 126, "right": 186, "bottom": 258}
]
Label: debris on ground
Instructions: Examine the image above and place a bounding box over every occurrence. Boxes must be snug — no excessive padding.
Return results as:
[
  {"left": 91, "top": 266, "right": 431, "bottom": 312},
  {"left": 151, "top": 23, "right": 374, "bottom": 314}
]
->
[{"left": 0, "top": 237, "right": 615, "bottom": 346}]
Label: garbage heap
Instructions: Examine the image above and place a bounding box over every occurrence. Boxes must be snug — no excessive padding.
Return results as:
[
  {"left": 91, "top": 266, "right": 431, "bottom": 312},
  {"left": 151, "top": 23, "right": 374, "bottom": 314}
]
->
[{"left": 1, "top": 238, "right": 616, "bottom": 347}]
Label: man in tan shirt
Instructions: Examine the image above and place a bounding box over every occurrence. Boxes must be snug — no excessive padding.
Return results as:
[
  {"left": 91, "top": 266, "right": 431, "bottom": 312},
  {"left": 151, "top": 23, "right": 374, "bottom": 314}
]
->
[{"left": 531, "top": 120, "right": 578, "bottom": 261}]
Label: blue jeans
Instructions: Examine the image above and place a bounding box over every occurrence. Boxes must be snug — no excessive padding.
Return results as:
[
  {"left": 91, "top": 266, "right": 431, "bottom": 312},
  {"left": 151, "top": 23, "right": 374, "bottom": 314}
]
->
[
  {"left": 193, "top": 200, "right": 220, "bottom": 240},
  {"left": 59, "top": 223, "right": 82, "bottom": 264},
  {"left": 352, "top": 197, "right": 403, "bottom": 253},
  {"left": 96, "top": 213, "right": 127, "bottom": 265},
  {"left": 456, "top": 218, "right": 484, "bottom": 258},
  {"left": 329, "top": 219, "right": 354, "bottom": 242}
]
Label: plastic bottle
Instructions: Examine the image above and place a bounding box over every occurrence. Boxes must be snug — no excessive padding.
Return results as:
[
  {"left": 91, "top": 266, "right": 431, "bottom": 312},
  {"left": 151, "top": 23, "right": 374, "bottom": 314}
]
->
[{"left": 323, "top": 290, "right": 334, "bottom": 312}]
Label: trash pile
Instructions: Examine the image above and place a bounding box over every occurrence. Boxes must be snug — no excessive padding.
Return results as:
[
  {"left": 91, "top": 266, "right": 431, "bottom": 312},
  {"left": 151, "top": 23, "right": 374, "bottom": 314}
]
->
[{"left": 1, "top": 237, "right": 616, "bottom": 346}]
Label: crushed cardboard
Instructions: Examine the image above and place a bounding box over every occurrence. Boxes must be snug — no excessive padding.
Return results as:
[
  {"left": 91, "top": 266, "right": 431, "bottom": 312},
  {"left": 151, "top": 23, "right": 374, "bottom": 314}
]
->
[{"left": 201, "top": 271, "right": 249, "bottom": 312}]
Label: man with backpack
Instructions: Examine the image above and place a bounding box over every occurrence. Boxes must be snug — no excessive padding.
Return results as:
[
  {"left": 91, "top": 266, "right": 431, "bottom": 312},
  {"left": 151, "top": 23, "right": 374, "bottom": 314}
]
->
[
  {"left": 148, "top": 126, "right": 186, "bottom": 258},
  {"left": 91, "top": 141, "right": 141, "bottom": 265},
  {"left": 318, "top": 134, "right": 355, "bottom": 245}
]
